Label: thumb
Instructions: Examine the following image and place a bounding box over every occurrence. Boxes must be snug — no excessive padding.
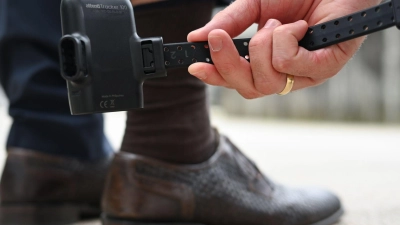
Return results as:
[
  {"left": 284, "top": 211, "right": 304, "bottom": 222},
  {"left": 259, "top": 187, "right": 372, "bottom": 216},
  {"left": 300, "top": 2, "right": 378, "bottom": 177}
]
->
[{"left": 187, "top": 0, "right": 259, "bottom": 42}]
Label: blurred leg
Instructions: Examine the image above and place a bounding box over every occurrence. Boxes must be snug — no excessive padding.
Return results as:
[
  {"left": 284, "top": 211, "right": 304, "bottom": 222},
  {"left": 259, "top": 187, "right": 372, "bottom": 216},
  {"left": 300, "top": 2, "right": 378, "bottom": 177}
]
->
[
  {"left": 0, "top": 1, "right": 113, "bottom": 224},
  {"left": 0, "top": 0, "right": 113, "bottom": 160}
]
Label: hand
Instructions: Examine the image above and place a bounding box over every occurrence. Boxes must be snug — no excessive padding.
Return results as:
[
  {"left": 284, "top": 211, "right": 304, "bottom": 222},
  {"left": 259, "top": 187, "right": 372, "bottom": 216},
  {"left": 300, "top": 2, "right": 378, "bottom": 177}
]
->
[{"left": 187, "top": 0, "right": 380, "bottom": 99}]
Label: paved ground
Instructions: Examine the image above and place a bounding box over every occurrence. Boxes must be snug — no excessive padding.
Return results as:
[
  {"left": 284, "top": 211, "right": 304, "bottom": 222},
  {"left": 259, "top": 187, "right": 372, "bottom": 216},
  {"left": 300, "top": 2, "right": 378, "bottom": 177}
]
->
[{"left": 1, "top": 90, "right": 400, "bottom": 225}]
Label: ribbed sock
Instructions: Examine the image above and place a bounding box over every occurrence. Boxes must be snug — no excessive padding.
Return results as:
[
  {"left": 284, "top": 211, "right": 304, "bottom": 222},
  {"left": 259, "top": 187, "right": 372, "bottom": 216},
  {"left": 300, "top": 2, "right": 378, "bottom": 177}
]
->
[{"left": 120, "top": 0, "right": 218, "bottom": 164}]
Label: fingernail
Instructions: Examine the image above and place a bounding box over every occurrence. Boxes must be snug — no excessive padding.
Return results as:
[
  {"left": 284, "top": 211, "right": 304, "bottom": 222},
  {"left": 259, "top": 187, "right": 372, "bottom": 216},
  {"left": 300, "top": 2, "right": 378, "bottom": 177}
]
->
[
  {"left": 264, "top": 19, "right": 279, "bottom": 28},
  {"left": 208, "top": 36, "right": 223, "bottom": 52}
]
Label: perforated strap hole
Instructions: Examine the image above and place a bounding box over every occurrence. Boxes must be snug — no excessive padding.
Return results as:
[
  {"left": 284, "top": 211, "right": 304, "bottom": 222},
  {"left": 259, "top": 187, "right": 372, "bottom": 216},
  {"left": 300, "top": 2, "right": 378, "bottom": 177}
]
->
[
  {"left": 245, "top": 55, "right": 250, "bottom": 60},
  {"left": 165, "top": 61, "right": 170, "bottom": 66},
  {"left": 192, "top": 58, "right": 197, "bottom": 63},
  {"left": 204, "top": 44, "right": 209, "bottom": 49},
  {"left": 178, "top": 59, "right": 184, "bottom": 64},
  {"left": 164, "top": 47, "right": 169, "bottom": 52},
  {"left": 177, "top": 46, "right": 183, "bottom": 51},
  {"left": 206, "top": 58, "right": 210, "bottom": 62},
  {"left": 297, "top": 1, "right": 394, "bottom": 51},
  {"left": 191, "top": 45, "right": 196, "bottom": 49},
  {"left": 243, "top": 42, "right": 248, "bottom": 46}
]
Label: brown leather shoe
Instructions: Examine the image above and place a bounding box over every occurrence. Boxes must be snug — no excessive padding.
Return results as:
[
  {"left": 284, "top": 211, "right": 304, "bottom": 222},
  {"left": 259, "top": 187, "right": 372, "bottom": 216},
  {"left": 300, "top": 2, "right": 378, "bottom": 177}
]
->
[
  {"left": 0, "top": 148, "right": 112, "bottom": 225},
  {"left": 101, "top": 135, "right": 343, "bottom": 225}
]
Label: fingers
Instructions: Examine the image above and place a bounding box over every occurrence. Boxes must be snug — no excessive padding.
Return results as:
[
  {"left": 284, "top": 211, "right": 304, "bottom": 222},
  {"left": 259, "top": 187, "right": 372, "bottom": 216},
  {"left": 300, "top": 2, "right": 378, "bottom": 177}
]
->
[
  {"left": 289, "top": 76, "right": 326, "bottom": 92},
  {"left": 187, "top": 0, "right": 259, "bottom": 42},
  {"left": 188, "top": 20, "right": 332, "bottom": 98},
  {"left": 208, "top": 29, "right": 264, "bottom": 99},
  {"left": 189, "top": 29, "right": 264, "bottom": 99},
  {"left": 269, "top": 20, "right": 331, "bottom": 91},
  {"left": 188, "top": 63, "right": 231, "bottom": 88},
  {"left": 271, "top": 20, "right": 352, "bottom": 80},
  {"left": 240, "top": 19, "right": 323, "bottom": 95},
  {"left": 271, "top": 20, "right": 314, "bottom": 76},
  {"left": 249, "top": 19, "right": 284, "bottom": 95}
]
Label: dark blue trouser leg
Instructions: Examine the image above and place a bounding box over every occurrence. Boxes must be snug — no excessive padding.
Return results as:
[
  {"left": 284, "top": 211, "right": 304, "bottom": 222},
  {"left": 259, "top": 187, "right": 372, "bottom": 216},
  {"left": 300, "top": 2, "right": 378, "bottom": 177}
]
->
[{"left": 0, "top": 0, "right": 113, "bottom": 160}]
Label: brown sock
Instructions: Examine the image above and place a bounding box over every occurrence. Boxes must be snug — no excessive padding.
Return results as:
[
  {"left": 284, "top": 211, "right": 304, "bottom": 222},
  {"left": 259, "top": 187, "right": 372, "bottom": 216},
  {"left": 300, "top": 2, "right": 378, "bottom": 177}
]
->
[{"left": 120, "top": 0, "right": 217, "bottom": 164}]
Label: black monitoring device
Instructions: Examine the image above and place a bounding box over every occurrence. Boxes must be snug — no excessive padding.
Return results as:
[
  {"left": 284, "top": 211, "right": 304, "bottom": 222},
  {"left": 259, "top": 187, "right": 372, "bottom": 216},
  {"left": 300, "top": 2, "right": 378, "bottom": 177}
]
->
[{"left": 59, "top": 0, "right": 400, "bottom": 115}]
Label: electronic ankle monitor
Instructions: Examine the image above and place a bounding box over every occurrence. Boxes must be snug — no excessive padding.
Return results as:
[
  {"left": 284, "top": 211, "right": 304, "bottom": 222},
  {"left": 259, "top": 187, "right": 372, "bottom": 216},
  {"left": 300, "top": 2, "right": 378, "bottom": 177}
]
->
[{"left": 59, "top": 0, "right": 400, "bottom": 115}]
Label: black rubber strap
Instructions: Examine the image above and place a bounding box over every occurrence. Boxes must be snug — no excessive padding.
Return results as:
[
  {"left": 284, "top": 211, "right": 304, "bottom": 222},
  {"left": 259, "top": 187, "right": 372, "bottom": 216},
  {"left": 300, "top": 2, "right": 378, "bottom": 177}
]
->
[
  {"left": 163, "top": 1, "right": 396, "bottom": 68},
  {"left": 299, "top": 1, "right": 395, "bottom": 50},
  {"left": 163, "top": 39, "right": 251, "bottom": 68}
]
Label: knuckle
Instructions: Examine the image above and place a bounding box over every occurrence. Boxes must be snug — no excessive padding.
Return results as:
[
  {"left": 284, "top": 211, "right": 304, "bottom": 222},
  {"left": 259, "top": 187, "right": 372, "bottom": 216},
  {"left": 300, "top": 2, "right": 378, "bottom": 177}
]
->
[
  {"left": 217, "top": 62, "right": 237, "bottom": 76},
  {"left": 307, "top": 78, "right": 319, "bottom": 86},
  {"left": 242, "top": 94, "right": 256, "bottom": 100},
  {"left": 255, "top": 84, "right": 274, "bottom": 96},
  {"left": 273, "top": 56, "right": 291, "bottom": 72},
  {"left": 273, "top": 26, "right": 289, "bottom": 37},
  {"left": 249, "top": 37, "right": 265, "bottom": 50},
  {"left": 214, "top": 10, "right": 227, "bottom": 20},
  {"left": 310, "top": 53, "right": 325, "bottom": 66},
  {"left": 239, "top": 90, "right": 261, "bottom": 99},
  {"left": 214, "top": 10, "right": 241, "bottom": 33},
  {"left": 253, "top": 76, "right": 275, "bottom": 95},
  {"left": 307, "top": 77, "right": 325, "bottom": 87}
]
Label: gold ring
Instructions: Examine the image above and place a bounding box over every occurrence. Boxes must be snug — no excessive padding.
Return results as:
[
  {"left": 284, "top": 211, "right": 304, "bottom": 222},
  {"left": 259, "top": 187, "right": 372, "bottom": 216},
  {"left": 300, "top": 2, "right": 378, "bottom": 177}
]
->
[{"left": 277, "top": 74, "right": 294, "bottom": 95}]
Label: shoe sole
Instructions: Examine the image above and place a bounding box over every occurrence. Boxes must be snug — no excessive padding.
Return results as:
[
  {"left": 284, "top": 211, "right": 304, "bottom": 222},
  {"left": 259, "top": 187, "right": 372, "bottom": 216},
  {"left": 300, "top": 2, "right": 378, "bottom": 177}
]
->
[
  {"left": 309, "top": 207, "right": 344, "bottom": 225},
  {"left": 0, "top": 203, "right": 101, "bottom": 225},
  {"left": 102, "top": 207, "right": 344, "bottom": 225}
]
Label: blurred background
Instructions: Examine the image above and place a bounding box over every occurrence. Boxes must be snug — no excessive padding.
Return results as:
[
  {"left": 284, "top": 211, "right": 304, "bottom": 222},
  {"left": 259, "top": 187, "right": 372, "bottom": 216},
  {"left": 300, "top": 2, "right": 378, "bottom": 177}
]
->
[{"left": 1, "top": 6, "right": 400, "bottom": 225}]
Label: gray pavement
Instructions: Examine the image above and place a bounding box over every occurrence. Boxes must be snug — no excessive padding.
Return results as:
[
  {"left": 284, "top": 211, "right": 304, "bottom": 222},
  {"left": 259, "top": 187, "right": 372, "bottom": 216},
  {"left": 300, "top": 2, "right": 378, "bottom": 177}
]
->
[{"left": 1, "top": 94, "right": 400, "bottom": 225}]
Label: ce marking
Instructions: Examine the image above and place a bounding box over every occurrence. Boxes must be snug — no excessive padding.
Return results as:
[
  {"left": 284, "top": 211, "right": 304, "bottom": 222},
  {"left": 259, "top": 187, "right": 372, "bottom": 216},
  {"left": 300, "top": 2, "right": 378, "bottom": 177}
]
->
[
  {"left": 100, "top": 100, "right": 115, "bottom": 109},
  {"left": 100, "top": 101, "right": 108, "bottom": 109}
]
